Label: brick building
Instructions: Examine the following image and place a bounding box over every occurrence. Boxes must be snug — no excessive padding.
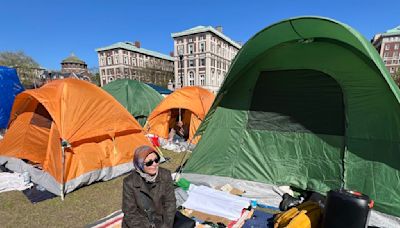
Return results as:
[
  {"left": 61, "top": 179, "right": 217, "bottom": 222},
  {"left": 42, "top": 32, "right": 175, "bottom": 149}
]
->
[
  {"left": 96, "top": 41, "right": 174, "bottom": 87},
  {"left": 372, "top": 26, "right": 400, "bottom": 76},
  {"left": 41, "top": 53, "right": 92, "bottom": 84}
]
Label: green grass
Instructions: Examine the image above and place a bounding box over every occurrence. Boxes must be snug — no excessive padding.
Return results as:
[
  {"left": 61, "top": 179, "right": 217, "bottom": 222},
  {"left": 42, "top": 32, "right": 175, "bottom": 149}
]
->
[{"left": 0, "top": 149, "right": 191, "bottom": 227}]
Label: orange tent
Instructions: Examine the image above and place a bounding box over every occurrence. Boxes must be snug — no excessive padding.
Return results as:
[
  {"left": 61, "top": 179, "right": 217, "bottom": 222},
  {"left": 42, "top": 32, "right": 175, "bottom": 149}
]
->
[
  {"left": 145, "top": 86, "right": 214, "bottom": 144},
  {"left": 0, "top": 79, "right": 152, "bottom": 196}
]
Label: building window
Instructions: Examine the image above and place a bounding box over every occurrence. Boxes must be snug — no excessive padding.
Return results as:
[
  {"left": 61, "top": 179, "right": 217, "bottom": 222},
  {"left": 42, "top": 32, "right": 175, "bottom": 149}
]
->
[
  {"left": 178, "top": 45, "right": 184, "bottom": 55},
  {"left": 211, "top": 43, "right": 215, "bottom": 53},
  {"left": 200, "top": 74, "right": 205, "bottom": 86},
  {"left": 211, "top": 59, "right": 215, "bottom": 67},
  {"left": 395, "top": 44, "right": 400, "bottom": 50},
  {"left": 384, "top": 52, "right": 388, "bottom": 58},
  {"left": 124, "top": 56, "right": 128, "bottom": 64},
  {"left": 200, "top": 42, "right": 205, "bottom": 52},
  {"left": 132, "top": 58, "right": 136, "bottom": 66},
  {"left": 115, "top": 56, "right": 119, "bottom": 64},
  {"left": 189, "top": 71, "right": 195, "bottom": 86},
  {"left": 100, "top": 57, "right": 105, "bottom": 66},
  {"left": 211, "top": 69, "right": 215, "bottom": 85},
  {"left": 188, "top": 59, "right": 195, "bottom": 67},
  {"left": 188, "top": 44, "right": 194, "bottom": 54},
  {"left": 385, "top": 45, "right": 390, "bottom": 50},
  {"left": 200, "top": 58, "right": 206, "bottom": 66},
  {"left": 107, "top": 57, "right": 112, "bottom": 65}
]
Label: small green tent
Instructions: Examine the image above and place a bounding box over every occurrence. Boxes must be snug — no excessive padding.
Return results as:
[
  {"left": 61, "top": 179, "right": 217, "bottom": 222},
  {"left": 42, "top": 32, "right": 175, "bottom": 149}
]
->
[
  {"left": 184, "top": 16, "right": 400, "bottom": 217},
  {"left": 103, "top": 79, "right": 163, "bottom": 126}
]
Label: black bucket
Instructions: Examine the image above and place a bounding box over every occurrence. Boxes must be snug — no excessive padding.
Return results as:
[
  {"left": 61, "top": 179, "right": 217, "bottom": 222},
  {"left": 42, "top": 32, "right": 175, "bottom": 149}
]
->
[{"left": 322, "top": 189, "right": 373, "bottom": 228}]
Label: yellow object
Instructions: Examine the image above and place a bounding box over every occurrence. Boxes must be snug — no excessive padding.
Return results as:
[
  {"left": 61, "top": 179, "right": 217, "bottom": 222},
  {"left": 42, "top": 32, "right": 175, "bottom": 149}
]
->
[{"left": 274, "top": 201, "right": 321, "bottom": 228}]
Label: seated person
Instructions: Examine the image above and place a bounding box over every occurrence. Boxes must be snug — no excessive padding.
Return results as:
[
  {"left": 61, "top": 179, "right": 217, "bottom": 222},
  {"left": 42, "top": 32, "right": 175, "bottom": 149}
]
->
[{"left": 168, "top": 120, "right": 189, "bottom": 142}]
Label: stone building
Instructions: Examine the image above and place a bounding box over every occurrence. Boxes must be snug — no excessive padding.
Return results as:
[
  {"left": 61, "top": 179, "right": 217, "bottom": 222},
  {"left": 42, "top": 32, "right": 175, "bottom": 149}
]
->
[
  {"left": 171, "top": 26, "right": 241, "bottom": 93},
  {"left": 372, "top": 26, "right": 400, "bottom": 76},
  {"left": 96, "top": 41, "right": 174, "bottom": 87},
  {"left": 41, "top": 53, "right": 92, "bottom": 84}
]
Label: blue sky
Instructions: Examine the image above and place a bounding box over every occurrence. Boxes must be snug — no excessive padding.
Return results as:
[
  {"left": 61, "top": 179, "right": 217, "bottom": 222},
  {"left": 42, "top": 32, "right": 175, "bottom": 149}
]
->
[{"left": 0, "top": 0, "right": 398, "bottom": 70}]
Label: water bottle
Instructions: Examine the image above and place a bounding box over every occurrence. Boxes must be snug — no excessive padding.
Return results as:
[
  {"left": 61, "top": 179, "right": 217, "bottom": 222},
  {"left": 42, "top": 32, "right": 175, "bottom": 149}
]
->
[{"left": 251, "top": 199, "right": 257, "bottom": 208}]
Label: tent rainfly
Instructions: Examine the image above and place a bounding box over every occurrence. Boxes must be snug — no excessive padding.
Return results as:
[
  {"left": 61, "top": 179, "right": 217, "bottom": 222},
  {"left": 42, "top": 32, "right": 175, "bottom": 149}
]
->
[
  {"left": 145, "top": 86, "right": 214, "bottom": 144},
  {"left": 183, "top": 16, "right": 400, "bottom": 217},
  {"left": 0, "top": 66, "right": 24, "bottom": 129},
  {"left": 102, "top": 79, "right": 163, "bottom": 126},
  {"left": 0, "top": 78, "right": 152, "bottom": 196}
]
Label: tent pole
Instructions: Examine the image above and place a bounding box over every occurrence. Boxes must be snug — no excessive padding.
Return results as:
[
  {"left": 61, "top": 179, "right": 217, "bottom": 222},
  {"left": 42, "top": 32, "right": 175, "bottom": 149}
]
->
[
  {"left": 61, "top": 145, "right": 65, "bottom": 201},
  {"left": 179, "top": 108, "right": 181, "bottom": 122},
  {"left": 60, "top": 139, "right": 71, "bottom": 201}
]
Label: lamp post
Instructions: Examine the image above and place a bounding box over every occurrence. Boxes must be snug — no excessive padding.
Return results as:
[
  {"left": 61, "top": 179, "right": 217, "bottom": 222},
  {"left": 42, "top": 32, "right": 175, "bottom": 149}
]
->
[{"left": 178, "top": 49, "right": 184, "bottom": 88}]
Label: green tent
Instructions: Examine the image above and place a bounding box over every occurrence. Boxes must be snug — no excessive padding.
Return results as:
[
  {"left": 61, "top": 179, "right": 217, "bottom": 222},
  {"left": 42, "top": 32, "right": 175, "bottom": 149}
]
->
[
  {"left": 103, "top": 79, "right": 163, "bottom": 126},
  {"left": 184, "top": 16, "right": 400, "bottom": 217}
]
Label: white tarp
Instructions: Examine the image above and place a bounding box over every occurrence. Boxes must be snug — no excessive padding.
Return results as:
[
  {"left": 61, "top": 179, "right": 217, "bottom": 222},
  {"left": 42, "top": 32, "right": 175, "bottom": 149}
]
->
[
  {"left": 182, "top": 185, "right": 250, "bottom": 220},
  {"left": 181, "top": 173, "right": 400, "bottom": 228},
  {"left": 0, "top": 172, "right": 33, "bottom": 193}
]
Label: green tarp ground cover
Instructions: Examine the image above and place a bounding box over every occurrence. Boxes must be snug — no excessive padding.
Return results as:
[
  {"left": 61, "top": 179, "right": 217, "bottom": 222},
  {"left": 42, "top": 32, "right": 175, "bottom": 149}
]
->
[
  {"left": 103, "top": 79, "right": 163, "bottom": 126},
  {"left": 184, "top": 17, "right": 400, "bottom": 217}
]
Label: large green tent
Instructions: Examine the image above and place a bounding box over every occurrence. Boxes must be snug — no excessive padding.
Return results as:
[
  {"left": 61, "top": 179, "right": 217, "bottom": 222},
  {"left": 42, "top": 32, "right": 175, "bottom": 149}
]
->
[
  {"left": 103, "top": 79, "right": 163, "bottom": 126},
  {"left": 184, "top": 16, "right": 400, "bottom": 217}
]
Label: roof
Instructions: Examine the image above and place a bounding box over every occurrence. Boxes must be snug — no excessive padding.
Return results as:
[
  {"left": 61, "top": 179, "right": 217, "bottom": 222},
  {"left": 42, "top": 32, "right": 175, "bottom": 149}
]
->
[
  {"left": 386, "top": 26, "right": 400, "bottom": 35},
  {"left": 96, "top": 42, "right": 174, "bottom": 61},
  {"left": 171, "top": 26, "right": 242, "bottom": 49},
  {"left": 62, "top": 53, "right": 86, "bottom": 64},
  {"left": 377, "top": 25, "right": 400, "bottom": 38}
]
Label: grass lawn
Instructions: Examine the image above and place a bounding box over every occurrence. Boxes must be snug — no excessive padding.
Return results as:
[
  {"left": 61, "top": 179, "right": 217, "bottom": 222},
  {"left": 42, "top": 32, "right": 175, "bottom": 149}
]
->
[{"left": 0, "top": 149, "right": 190, "bottom": 227}]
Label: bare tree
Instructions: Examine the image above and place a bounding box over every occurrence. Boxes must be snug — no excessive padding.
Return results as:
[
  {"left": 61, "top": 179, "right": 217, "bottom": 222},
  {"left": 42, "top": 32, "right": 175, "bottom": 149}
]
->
[{"left": 0, "top": 51, "right": 41, "bottom": 88}]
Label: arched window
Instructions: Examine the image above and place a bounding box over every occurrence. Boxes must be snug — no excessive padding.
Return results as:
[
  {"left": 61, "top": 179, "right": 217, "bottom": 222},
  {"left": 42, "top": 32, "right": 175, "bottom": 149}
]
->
[
  {"left": 200, "top": 74, "right": 205, "bottom": 86},
  {"left": 189, "top": 71, "right": 195, "bottom": 86}
]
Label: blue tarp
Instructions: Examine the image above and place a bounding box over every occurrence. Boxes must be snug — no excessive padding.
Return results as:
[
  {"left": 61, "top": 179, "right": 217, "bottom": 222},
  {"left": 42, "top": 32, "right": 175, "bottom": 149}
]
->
[
  {"left": 146, "top": 83, "right": 172, "bottom": 95},
  {"left": 0, "top": 66, "right": 24, "bottom": 129}
]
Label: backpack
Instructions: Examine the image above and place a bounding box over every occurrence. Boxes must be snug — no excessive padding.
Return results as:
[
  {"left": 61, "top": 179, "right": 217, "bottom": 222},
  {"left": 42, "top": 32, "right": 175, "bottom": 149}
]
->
[{"left": 274, "top": 201, "right": 322, "bottom": 228}]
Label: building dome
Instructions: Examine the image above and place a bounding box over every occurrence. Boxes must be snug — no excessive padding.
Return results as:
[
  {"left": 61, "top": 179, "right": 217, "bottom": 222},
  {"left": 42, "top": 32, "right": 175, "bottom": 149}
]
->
[{"left": 61, "top": 53, "right": 86, "bottom": 65}]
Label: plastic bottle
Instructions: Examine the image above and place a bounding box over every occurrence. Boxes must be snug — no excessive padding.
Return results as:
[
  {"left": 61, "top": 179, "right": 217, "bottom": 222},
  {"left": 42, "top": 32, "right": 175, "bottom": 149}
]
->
[{"left": 250, "top": 199, "right": 257, "bottom": 208}]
